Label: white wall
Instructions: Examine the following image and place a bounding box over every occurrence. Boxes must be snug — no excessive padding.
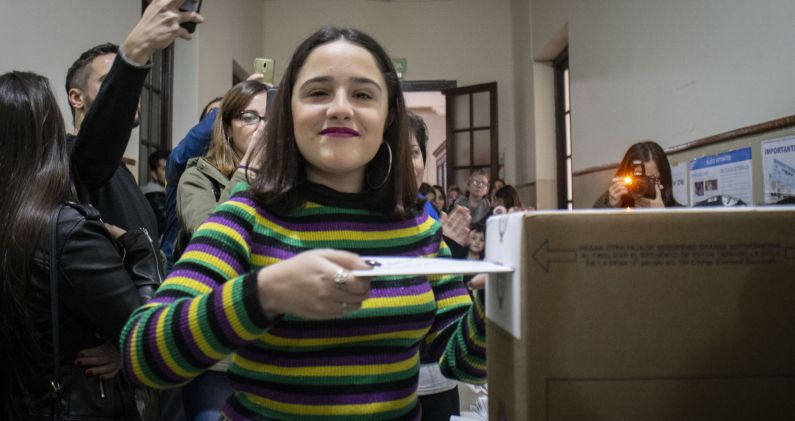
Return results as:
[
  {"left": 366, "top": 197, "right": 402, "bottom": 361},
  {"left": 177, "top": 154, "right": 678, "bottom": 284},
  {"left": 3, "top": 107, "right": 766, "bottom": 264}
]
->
[
  {"left": 532, "top": 0, "right": 795, "bottom": 173},
  {"left": 260, "top": 0, "right": 518, "bottom": 183},
  {"left": 173, "top": 0, "right": 265, "bottom": 146}
]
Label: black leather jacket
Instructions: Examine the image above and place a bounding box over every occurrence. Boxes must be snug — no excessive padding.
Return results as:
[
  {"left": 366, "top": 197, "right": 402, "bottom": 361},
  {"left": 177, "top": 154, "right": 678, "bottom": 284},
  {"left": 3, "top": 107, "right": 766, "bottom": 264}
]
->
[{"left": 23, "top": 203, "right": 161, "bottom": 419}]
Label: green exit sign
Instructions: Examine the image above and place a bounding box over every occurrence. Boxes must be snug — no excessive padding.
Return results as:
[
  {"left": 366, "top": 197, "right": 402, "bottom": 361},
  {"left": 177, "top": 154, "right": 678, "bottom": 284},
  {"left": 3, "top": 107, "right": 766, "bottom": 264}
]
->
[{"left": 392, "top": 58, "right": 407, "bottom": 75}]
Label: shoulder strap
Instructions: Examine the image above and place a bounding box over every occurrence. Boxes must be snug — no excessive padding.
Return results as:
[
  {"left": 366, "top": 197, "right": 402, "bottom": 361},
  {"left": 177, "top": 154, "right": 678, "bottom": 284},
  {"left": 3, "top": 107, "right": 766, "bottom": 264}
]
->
[
  {"left": 210, "top": 177, "right": 222, "bottom": 202},
  {"left": 48, "top": 204, "right": 65, "bottom": 419}
]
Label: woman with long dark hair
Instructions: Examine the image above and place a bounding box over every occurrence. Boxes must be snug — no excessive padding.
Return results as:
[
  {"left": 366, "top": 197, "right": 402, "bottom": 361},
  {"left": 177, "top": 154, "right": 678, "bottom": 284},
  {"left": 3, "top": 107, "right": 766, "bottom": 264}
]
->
[
  {"left": 122, "top": 27, "right": 486, "bottom": 420},
  {"left": 0, "top": 71, "right": 152, "bottom": 420},
  {"left": 593, "top": 141, "right": 681, "bottom": 208}
]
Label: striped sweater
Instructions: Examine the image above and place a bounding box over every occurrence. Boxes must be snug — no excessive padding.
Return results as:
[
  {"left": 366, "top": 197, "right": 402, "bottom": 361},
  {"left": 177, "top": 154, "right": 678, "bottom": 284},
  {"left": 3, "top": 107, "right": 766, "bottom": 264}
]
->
[{"left": 120, "top": 183, "right": 486, "bottom": 420}]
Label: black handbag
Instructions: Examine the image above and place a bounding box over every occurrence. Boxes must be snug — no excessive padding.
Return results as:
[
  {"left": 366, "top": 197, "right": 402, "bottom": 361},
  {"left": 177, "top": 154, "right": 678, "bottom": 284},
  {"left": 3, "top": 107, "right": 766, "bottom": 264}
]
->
[{"left": 30, "top": 202, "right": 141, "bottom": 421}]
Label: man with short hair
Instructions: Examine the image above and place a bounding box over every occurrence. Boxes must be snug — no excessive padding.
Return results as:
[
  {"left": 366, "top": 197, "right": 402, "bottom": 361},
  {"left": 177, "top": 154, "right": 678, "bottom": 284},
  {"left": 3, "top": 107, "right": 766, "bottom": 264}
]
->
[
  {"left": 66, "top": 0, "right": 203, "bottom": 246},
  {"left": 141, "top": 150, "right": 169, "bottom": 237}
]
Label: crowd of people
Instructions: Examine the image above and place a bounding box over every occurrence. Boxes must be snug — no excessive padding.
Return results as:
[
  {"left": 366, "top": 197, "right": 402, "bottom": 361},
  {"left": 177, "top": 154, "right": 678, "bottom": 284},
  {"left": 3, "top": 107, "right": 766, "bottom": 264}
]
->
[
  {"left": 2, "top": 1, "right": 697, "bottom": 421},
  {"left": 0, "top": 2, "right": 495, "bottom": 421}
]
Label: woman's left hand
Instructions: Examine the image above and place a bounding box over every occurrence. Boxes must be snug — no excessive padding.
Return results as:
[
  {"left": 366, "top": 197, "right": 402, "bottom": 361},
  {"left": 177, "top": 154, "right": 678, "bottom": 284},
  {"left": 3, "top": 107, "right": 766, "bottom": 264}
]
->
[
  {"left": 634, "top": 184, "right": 665, "bottom": 208},
  {"left": 74, "top": 341, "right": 121, "bottom": 380},
  {"left": 468, "top": 273, "right": 487, "bottom": 290}
]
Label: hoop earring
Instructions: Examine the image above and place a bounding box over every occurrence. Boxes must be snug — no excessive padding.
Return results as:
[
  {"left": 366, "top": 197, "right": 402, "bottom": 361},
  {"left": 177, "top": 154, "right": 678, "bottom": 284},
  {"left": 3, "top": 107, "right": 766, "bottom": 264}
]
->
[{"left": 366, "top": 142, "right": 392, "bottom": 190}]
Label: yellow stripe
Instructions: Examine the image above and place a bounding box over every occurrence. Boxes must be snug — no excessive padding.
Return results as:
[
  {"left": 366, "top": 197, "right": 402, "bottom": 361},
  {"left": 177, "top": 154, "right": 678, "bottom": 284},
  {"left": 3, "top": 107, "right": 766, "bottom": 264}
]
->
[
  {"left": 154, "top": 307, "right": 192, "bottom": 379},
  {"left": 221, "top": 278, "right": 255, "bottom": 339},
  {"left": 127, "top": 322, "right": 157, "bottom": 387},
  {"left": 235, "top": 350, "right": 417, "bottom": 377},
  {"left": 437, "top": 295, "right": 471, "bottom": 309},
  {"left": 187, "top": 298, "right": 224, "bottom": 359},
  {"left": 197, "top": 221, "right": 249, "bottom": 250},
  {"left": 251, "top": 254, "right": 280, "bottom": 267},
  {"left": 259, "top": 327, "right": 429, "bottom": 347},
  {"left": 181, "top": 249, "right": 238, "bottom": 279},
  {"left": 166, "top": 276, "right": 214, "bottom": 294},
  {"left": 246, "top": 390, "right": 415, "bottom": 415},
  {"left": 361, "top": 290, "right": 434, "bottom": 309},
  {"left": 254, "top": 214, "right": 432, "bottom": 242}
]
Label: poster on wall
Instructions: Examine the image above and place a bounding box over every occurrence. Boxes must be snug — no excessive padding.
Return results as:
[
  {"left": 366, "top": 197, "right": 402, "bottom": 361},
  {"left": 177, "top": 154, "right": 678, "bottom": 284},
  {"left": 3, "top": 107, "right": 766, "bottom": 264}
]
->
[
  {"left": 670, "top": 162, "right": 689, "bottom": 206},
  {"left": 761, "top": 135, "right": 795, "bottom": 204},
  {"left": 689, "top": 147, "right": 753, "bottom": 206}
]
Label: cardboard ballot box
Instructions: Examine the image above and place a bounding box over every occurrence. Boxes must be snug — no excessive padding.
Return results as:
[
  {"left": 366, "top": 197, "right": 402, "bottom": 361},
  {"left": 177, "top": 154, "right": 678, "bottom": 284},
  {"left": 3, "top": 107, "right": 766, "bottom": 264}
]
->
[{"left": 484, "top": 207, "right": 795, "bottom": 421}]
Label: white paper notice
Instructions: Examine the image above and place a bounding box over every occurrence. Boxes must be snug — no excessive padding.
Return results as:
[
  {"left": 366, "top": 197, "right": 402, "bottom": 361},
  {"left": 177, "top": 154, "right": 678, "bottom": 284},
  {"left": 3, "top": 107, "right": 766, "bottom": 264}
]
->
[
  {"left": 350, "top": 257, "right": 513, "bottom": 277},
  {"left": 761, "top": 135, "right": 795, "bottom": 204},
  {"left": 689, "top": 147, "right": 753, "bottom": 206},
  {"left": 670, "top": 161, "right": 689, "bottom": 206},
  {"left": 484, "top": 212, "right": 525, "bottom": 340}
]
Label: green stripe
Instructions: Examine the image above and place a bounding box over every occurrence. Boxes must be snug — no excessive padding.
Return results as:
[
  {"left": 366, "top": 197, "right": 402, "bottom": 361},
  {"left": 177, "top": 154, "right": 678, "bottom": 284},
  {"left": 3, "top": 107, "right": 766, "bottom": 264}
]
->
[
  {"left": 161, "top": 302, "right": 197, "bottom": 375},
  {"left": 252, "top": 225, "right": 433, "bottom": 250},
  {"left": 231, "top": 364, "right": 417, "bottom": 386},
  {"left": 234, "top": 390, "right": 416, "bottom": 421},
  {"left": 229, "top": 276, "right": 263, "bottom": 336}
]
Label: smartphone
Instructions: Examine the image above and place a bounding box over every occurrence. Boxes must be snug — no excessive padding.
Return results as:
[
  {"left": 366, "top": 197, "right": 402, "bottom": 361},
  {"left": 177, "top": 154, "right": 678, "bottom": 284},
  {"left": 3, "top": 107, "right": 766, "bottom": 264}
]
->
[
  {"left": 179, "top": 0, "right": 203, "bottom": 34},
  {"left": 254, "top": 58, "right": 275, "bottom": 85}
]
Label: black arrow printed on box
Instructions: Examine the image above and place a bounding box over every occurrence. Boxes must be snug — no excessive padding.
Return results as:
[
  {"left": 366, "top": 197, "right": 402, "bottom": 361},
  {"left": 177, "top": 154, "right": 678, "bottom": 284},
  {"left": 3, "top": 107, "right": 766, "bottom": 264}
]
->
[{"left": 532, "top": 239, "right": 577, "bottom": 273}]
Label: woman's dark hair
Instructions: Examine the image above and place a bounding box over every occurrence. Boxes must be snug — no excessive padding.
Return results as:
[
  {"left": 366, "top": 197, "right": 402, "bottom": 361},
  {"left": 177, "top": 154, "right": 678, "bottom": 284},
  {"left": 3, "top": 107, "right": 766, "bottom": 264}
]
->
[
  {"left": 408, "top": 111, "right": 428, "bottom": 164},
  {"left": 494, "top": 185, "right": 524, "bottom": 209},
  {"left": 418, "top": 182, "right": 433, "bottom": 197},
  {"left": 206, "top": 80, "right": 268, "bottom": 177},
  {"left": 615, "top": 141, "right": 679, "bottom": 207},
  {"left": 432, "top": 184, "right": 446, "bottom": 204},
  {"left": 248, "top": 27, "right": 418, "bottom": 218},
  {"left": 0, "top": 71, "right": 72, "bottom": 417},
  {"left": 469, "top": 222, "right": 486, "bottom": 260}
]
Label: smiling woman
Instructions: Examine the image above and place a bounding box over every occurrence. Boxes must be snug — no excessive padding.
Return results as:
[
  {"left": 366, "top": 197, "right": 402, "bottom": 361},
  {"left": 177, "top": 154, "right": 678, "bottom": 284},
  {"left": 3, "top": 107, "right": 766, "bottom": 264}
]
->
[{"left": 121, "top": 27, "right": 487, "bottom": 421}]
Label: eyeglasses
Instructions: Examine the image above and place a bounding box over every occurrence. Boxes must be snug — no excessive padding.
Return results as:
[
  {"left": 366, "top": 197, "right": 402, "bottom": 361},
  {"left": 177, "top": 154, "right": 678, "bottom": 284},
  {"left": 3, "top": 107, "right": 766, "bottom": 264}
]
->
[
  {"left": 236, "top": 111, "right": 266, "bottom": 126},
  {"left": 469, "top": 180, "right": 488, "bottom": 188}
]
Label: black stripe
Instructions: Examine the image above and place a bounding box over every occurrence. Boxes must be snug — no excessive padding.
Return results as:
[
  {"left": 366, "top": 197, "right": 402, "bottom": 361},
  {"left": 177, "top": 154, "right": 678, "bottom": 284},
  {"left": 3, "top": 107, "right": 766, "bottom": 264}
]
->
[
  {"left": 169, "top": 300, "right": 206, "bottom": 368},
  {"left": 243, "top": 344, "right": 416, "bottom": 360},
  {"left": 204, "top": 290, "right": 237, "bottom": 350},
  {"left": 229, "top": 370, "right": 418, "bottom": 394},
  {"left": 275, "top": 309, "right": 435, "bottom": 330}
]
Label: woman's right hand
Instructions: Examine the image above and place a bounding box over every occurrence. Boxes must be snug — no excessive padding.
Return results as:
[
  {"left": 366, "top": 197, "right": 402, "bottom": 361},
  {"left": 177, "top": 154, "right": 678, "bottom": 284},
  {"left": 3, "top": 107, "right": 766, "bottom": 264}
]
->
[
  {"left": 256, "top": 249, "right": 374, "bottom": 320},
  {"left": 607, "top": 176, "right": 630, "bottom": 207}
]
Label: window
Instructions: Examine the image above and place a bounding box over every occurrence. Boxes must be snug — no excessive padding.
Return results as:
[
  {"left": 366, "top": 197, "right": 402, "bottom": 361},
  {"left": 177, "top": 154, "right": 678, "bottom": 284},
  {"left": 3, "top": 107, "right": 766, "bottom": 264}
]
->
[
  {"left": 554, "top": 49, "right": 573, "bottom": 209},
  {"left": 138, "top": 0, "right": 174, "bottom": 183}
]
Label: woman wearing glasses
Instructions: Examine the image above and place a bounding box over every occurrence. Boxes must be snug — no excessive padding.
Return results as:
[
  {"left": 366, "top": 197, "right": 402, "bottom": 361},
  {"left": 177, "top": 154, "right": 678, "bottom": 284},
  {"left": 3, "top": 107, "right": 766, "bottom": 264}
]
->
[
  {"left": 175, "top": 80, "right": 268, "bottom": 253},
  {"left": 174, "top": 80, "right": 268, "bottom": 421},
  {"left": 593, "top": 141, "right": 681, "bottom": 208},
  {"left": 453, "top": 168, "right": 492, "bottom": 226}
]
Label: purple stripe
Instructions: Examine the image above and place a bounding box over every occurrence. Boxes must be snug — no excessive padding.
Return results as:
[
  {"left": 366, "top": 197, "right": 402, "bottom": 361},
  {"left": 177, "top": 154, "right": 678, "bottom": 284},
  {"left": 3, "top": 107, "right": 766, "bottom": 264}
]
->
[
  {"left": 183, "top": 243, "right": 246, "bottom": 274},
  {"left": 250, "top": 243, "right": 295, "bottom": 260},
  {"left": 235, "top": 380, "right": 417, "bottom": 406},
  {"left": 237, "top": 346, "right": 418, "bottom": 367},
  {"left": 211, "top": 284, "right": 250, "bottom": 347},
  {"left": 176, "top": 298, "right": 217, "bottom": 366},
  {"left": 435, "top": 286, "right": 469, "bottom": 302},
  {"left": 145, "top": 308, "right": 189, "bottom": 383},
  {"left": 368, "top": 283, "right": 430, "bottom": 299},
  {"left": 205, "top": 210, "right": 252, "bottom": 238},
  {"left": 262, "top": 215, "right": 426, "bottom": 234},
  {"left": 266, "top": 319, "right": 431, "bottom": 340},
  {"left": 166, "top": 268, "right": 223, "bottom": 289}
]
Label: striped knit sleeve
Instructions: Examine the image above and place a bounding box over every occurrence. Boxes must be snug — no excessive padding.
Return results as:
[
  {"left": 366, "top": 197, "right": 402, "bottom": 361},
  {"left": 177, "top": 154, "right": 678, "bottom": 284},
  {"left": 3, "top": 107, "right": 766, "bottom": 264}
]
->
[
  {"left": 119, "top": 196, "right": 273, "bottom": 388},
  {"left": 424, "top": 239, "right": 487, "bottom": 384}
]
